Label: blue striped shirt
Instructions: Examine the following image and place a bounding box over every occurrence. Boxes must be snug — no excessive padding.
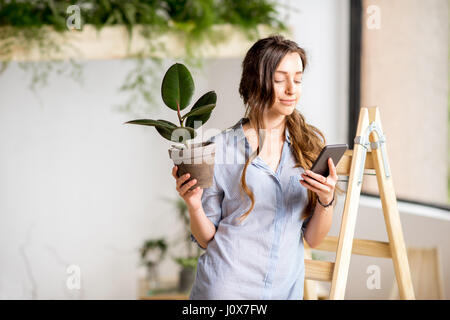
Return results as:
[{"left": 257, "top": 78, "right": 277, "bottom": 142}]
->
[{"left": 189, "top": 117, "right": 312, "bottom": 300}]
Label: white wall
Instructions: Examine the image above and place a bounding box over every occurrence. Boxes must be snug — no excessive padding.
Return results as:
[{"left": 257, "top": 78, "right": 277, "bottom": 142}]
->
[
  {"left": 0, "top": 0, "right": 355, "bottom": 299},
  {"left": 287, "top": 0, "right": 350, "bottom": 145}
]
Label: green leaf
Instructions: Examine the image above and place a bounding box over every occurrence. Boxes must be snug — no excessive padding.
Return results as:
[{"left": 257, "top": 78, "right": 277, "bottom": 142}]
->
[
  {"left": 185, "top": 91, "right": 217, "bottom": 129},
  {"left": 124, "top": 118, "right": 174, "bottom": 129},
  {"left": 113, "top": 9, "right": 124, "bottom": 25},
  {"left": 124, "top": 118, "right": 196, "bottom": 142},
  {"left": 173, "top": 257, "right": 198, "bottom": 269},
  {"left": 104, "top": 14, "right": 116, "bottom": 26},
  {"left": 155, "top": 119, "right": 178, "bottom": 128},
  {"left": 100, "top": 0, "right": 112, "bottom": 12},
  {"left": 167, "top": 126, "right": 196, "bottom": 142},
  {"left": 182, "top": 103, "right": 215, "bottom": 121},
  {"left": 154, "top": 119, "right": 179, "bottom": 141},
  {"left": 160, "top": 126, "right": 196, "bottom": 143},
  {"left": 123, "top": 3, "right": 137, "bottom": 25},
  {"left": 161, "top": 63, "right": 194, "bottom": 111}
]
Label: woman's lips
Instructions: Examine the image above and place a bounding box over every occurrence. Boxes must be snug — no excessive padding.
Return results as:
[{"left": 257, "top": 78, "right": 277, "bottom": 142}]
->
[{"left": 280, "top": 99, "right": 296, "bottom": 105}]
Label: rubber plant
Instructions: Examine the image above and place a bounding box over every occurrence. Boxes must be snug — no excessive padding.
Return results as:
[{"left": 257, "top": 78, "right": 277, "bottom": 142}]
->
[{"left": 124, "top": 62, "right": 217, "bottom": 191}]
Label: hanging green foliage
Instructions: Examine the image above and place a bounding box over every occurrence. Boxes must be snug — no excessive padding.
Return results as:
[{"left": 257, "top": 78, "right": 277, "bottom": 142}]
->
[{"left": 0, "top": 0, "right": 291, "bottom": 113}]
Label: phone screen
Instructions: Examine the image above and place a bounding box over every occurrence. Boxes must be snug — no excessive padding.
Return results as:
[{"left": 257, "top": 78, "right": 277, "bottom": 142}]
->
[{"left": 310, "top": 144, "right": 348, "bottom": 177}]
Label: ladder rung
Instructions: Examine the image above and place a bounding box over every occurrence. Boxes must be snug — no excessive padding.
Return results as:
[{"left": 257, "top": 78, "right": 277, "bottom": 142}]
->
[
  {"left": 305, "top": 236, "right": 392, "bottom": 258},
  {"left": 336, "top": 150, "right": 375, "bottom": 176},
  {"left": 305, "top": 259, "right": 334, "bottom": 282}
]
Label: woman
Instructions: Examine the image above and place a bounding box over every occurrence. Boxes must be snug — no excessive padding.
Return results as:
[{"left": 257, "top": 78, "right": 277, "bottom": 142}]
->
[{"left": 171, "top": 35, "right": 338, "bottom": 300}]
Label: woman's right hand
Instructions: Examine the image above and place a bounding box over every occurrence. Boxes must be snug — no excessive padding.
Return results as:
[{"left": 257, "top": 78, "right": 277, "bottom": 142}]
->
[{"left": 172, "top": 165, "right": 203, "bottom": 212}]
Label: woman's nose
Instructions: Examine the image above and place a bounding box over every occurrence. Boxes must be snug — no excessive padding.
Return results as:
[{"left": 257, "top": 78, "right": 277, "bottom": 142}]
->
[{"left": 285, "top": 81, "right": 295, "bottom": 94}]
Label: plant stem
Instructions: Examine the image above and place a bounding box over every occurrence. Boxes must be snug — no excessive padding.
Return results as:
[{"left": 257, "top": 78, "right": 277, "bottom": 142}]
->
[{"left": 177, "top": 102, "right": 183, "bottom": 127}]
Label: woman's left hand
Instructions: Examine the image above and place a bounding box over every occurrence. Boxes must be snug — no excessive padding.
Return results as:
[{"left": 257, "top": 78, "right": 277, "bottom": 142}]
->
[{"left": 300, "top": 157, "right": 337, "bottom": 205}]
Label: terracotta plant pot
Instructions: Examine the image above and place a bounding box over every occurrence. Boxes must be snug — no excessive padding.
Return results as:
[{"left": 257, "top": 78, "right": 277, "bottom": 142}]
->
[{"left": 168, "top": 141, "right": 215, "bottom": 192}]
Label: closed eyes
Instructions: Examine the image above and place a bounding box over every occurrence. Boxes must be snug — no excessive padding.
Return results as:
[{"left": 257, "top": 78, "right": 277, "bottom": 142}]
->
[{"left": 274, "top": 80, "right": 302, "bottom": 84}]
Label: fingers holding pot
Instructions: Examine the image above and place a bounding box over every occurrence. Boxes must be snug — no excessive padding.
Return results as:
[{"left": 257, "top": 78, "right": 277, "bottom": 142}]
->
[
  {"left": 172, "top": 165, "right": 197, "bottom": 195},
  {"left": 172, "top": 165, "right": 178, "bottom": 179},
  {"left": 176, "top": 172, "right": 191, "bottom": 190},
  {"left": 179, "top": 178, "right": 197, "bottom": 196}
]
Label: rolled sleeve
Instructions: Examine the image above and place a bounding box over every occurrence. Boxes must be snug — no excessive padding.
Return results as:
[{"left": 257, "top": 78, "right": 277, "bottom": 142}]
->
[{"left": 190, "top": 233, "right": 206, "bottom": 250}]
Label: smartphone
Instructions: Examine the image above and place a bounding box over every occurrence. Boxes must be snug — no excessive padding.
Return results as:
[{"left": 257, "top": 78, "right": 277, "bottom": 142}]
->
[{"left": 309, "top": 144, "right": 348, "bottom": 177}]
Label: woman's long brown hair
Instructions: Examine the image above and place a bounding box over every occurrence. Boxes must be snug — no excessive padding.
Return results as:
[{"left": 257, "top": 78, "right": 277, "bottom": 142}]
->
[{"left": 236, "top": 34, "right": 343, "bottom": 223}]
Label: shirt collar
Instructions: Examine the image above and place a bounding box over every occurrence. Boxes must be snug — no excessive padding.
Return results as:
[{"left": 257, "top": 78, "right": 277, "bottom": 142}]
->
[{"left": 230, "top": 117, "right": 291, "bottom": 145}]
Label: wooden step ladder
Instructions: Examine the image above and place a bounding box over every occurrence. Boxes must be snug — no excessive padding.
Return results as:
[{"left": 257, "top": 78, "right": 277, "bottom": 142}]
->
[{"left": 303, "top": 106, "right": 415, "bottom": 300}]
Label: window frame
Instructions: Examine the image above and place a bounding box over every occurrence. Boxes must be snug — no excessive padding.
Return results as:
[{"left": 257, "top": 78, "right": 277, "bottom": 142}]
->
[{"left": 347, "top": 0, "right": 450, "bottom": 212}]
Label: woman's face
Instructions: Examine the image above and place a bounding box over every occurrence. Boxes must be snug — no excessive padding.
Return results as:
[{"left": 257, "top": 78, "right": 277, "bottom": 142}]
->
[{"left": 270, "top": 52, "right": 303, "bottom": 116}]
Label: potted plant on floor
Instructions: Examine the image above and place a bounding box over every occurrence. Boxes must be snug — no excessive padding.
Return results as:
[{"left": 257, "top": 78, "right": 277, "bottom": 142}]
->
[
  {"left": 139, "top": 238, "right": 168, "bottom": 292},
  {"left": 124, "top": 62, "right": 217, "bottom": 191},
  {"left": 168, "top": 196, "right": 202, "bottom": 293}
]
